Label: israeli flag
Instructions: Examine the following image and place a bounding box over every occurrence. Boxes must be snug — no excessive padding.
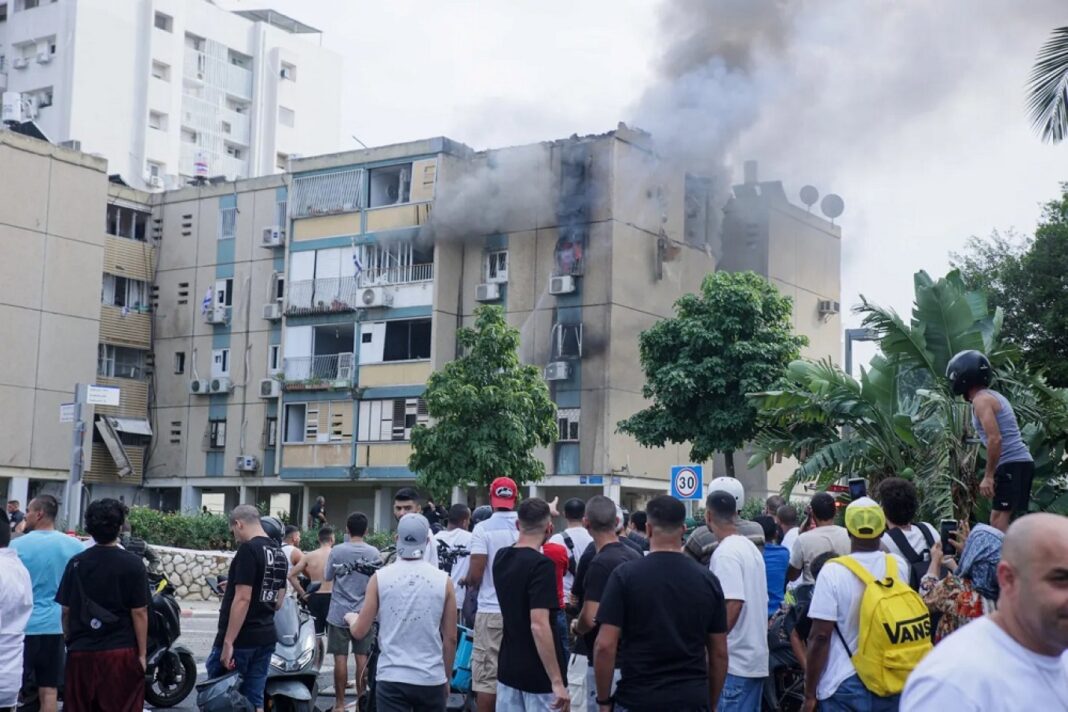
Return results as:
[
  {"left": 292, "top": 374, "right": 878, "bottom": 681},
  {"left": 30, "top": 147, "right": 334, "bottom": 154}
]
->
[
  {"left": 201, "top": 288, "right": 213, "bottom": 315},
  {"left": 352, "top": 250, "right": 364, "bottom": 276}
]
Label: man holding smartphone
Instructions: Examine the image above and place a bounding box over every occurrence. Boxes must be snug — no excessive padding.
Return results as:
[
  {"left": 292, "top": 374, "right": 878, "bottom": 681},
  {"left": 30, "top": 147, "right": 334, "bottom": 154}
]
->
[{"left": 947, "top": 351, "right": 1034, "bottom": 533}]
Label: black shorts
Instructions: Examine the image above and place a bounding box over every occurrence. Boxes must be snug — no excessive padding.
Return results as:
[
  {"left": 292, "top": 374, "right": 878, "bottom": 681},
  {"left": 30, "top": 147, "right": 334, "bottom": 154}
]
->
[
  {"left": 307, "top": 591, "right": 330, "bottom": 635},
  {"left": 23, "top": 634, "right": 65, "bottom": 689},
  {"left": 993, "top": 460, "right": 1035, "bottom": 513}
]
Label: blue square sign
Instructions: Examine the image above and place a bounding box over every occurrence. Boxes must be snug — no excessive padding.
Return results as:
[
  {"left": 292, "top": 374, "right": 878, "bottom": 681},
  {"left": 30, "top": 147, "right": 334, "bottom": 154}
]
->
[{"left": 670, "top": 465, "right": 703, "bottom": 500}]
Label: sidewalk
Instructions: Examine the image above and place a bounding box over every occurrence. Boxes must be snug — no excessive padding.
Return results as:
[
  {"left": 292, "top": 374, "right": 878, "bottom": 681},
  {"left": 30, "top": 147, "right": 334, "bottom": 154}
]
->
[{"left": 181, "top": 598, "right": 221, "bottom": 617}]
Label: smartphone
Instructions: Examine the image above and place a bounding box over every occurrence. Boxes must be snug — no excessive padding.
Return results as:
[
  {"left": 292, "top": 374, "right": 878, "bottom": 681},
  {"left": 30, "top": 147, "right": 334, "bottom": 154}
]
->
[
  {"left": 940, "top": 519, "right": 958, "bottom": 557},
  {"left": 848, "top": 477, "right": 867, "bottom": 500}
]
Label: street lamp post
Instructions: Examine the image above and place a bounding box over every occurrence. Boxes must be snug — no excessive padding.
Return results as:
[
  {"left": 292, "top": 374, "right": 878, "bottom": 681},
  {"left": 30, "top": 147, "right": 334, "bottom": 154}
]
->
[{"left": 844, "top": 328, "right": 880, "bottom": 377}]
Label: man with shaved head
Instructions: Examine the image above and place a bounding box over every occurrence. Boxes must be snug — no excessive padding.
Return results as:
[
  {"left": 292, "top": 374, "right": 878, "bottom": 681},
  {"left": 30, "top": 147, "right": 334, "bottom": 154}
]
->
[{"left": 901, "top": 513, "right": 1068, "bottom": 710}]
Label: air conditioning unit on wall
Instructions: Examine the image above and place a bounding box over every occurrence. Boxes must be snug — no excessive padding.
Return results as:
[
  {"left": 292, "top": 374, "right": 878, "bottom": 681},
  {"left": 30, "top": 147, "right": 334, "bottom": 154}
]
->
[
  {"left": 259, "top": 378, "right": 281, "bottom": 398},
  {"left": 236, "top": 455, "right": 259, "bottom": 472},
  {"left": 189, "top": 379, "right": 210, "bottom": 395},
  {"left": 262, "top": 303, "right": 282, "bottom": 320},
  {"left": 475, "top": 283, "right": 500, "bottom": 302},
  {"left": 818, "top": 299, "right": 841, "bottom": 317},
  {"left": 210, "top": 377, "right": 233, "bottom": 394},
  {"left": 549, "top": 275, "right": 576, "bottom": 295},
  {"left": 204, "top": 306, "right": 228, "bottom": 325},
  {"left": 261, "top": 226, "right": 283, "bottom": 247},
  {"left": 544, "top": 361, "right": 572, "bottom": 381},
  {"left": 360, "top": 287, "right": 393, "bottom": 308}
]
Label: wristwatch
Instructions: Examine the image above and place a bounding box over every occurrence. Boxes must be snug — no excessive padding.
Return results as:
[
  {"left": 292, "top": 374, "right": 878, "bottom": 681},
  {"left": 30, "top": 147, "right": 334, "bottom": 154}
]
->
[{"left": 595, "top": 696, "right": 615, "bottom": 706}]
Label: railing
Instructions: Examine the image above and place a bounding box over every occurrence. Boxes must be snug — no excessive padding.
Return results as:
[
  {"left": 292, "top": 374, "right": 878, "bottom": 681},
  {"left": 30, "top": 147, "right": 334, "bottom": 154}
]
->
[
  {"left": 357, "top": 263, "right": 434, "bottom": 288},
  {"left": 225, "top": 63, "right": 253, "bottom": 98},
  {"left": 283, "top": 353, "right": 354, "bottom": 383},
  {"left": 286, "top": 278, "right": 358, "bottom": 314}
]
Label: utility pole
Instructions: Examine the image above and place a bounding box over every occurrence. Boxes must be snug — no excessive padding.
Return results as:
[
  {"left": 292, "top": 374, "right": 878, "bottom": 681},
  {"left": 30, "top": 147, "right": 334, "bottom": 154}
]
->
[{"left": 64, "top": 383, "right": 86, "bottom": 531}]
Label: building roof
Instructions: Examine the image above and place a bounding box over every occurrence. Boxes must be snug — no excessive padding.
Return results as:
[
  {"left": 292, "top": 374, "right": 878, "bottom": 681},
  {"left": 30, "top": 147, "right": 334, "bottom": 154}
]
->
[{"left": 232, "top": 9, "right": 320, "bottom": 34}]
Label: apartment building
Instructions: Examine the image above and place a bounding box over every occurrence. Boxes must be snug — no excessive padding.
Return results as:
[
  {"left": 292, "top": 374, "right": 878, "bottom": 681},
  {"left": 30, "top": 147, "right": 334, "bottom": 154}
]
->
[{"left": 0, "top": 0, "right": 340, "bottom": 190}]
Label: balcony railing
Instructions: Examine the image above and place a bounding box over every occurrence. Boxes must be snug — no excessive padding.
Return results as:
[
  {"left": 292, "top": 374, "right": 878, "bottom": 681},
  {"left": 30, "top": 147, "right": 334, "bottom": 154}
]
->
[
  {"left": 357, "top": 263, "right": 434, "bottom": 288},
  {"left": 283, "top": 353, "right": 354, "bottom": 386},
  {"left": 286, "top": 278, "right": 359, "bottom": 315}
]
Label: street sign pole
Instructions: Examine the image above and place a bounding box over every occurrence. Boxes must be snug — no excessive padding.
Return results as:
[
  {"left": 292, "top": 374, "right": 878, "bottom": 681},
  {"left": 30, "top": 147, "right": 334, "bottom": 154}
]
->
[{"left": 65, "top": 383, "right": 86, "bottom": 531}]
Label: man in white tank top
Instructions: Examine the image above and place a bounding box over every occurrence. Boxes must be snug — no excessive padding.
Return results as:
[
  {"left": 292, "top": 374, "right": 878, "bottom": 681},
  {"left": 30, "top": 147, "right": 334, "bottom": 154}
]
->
[{"left": 346, "top": 514, "right": 457, "bottom": 712}]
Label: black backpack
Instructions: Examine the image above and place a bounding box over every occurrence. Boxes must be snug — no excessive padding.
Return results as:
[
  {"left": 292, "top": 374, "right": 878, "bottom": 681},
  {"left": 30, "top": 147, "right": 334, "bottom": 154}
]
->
[{"left": 886, "top": 525, "right": 935, "bottom": 590}]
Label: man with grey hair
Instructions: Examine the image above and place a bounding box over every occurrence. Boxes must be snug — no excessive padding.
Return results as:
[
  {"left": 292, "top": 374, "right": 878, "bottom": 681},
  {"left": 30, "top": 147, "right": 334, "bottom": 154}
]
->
[
  {"left": 206, "top": 505, "right": 288, "bottom": 712},
  {"left": 901, "top": 513, "right": 1068, "bottom": 710}
]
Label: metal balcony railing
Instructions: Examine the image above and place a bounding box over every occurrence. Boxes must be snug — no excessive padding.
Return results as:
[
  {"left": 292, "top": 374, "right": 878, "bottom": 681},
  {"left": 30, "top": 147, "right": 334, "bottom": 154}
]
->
[
  {"left": 283, "top": 353, "right": 354, "bottom": 384},
  {"left": 286, "top": 278, "right": 359, "bottom": 315},
  {"left": 357, "top": 263, "right": 434, "bottom": 288}
]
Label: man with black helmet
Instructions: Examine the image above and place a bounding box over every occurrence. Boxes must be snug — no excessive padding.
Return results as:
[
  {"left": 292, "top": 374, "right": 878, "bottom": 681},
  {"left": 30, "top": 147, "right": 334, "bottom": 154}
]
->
[{"left": 947, "top": 350, "right": 1034, "bottom": 532}]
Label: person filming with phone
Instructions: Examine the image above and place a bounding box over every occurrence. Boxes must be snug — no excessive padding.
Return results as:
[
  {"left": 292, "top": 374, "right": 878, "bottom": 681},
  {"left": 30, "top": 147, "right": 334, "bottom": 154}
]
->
[{"left": 946, "top": 350, "right": 1034, "bottom": 533}]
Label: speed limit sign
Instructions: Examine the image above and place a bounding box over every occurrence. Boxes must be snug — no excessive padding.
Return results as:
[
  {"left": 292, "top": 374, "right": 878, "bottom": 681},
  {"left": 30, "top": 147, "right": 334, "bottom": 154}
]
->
[{"left": 670, "top": 465, "right": 703, "bottom": 500}]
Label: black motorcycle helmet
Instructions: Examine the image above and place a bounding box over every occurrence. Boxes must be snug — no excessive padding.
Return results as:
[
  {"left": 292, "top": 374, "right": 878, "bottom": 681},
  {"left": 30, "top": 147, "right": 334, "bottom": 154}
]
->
[
  {"left": 946, "top": 350, "right": 993, "bottom": 397},
  {"left": 260, "top": 516, "right": 284, "bottom": 544}
]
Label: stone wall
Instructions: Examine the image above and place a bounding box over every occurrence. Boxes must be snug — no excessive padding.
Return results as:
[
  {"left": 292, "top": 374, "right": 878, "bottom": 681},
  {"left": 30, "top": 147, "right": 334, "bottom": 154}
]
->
[{"left": 155, "top": 545, "right": 234, "bottom": 601}]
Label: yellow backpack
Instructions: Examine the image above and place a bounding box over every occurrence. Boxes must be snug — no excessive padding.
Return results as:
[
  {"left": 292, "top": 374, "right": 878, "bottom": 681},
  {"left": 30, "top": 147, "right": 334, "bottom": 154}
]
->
[{"left": 830, "top": 554, "right": 933, "bottom": 696}]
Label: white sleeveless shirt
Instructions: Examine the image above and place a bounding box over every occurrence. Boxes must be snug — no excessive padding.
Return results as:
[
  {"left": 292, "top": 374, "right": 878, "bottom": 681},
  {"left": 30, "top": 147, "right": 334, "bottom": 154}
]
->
[{"left": 375, "top": 558, "right": 449, "bottom": 686}]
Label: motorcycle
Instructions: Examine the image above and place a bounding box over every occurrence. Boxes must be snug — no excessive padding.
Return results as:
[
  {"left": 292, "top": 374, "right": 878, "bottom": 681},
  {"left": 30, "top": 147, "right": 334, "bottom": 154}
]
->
[
  {"left": 206, "top": 575, "right": 324, "bottom": 712},
  {"left": 145, "top": 573, "right": 198, "bottom": 707}
]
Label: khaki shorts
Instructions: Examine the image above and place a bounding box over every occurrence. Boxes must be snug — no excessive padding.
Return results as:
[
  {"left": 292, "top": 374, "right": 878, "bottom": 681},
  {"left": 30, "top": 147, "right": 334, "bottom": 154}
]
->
[
  {"left": 326, "top": 622, "right": 374, "bottom": 656},
  {"left": 471, "top": 611, "right": 505, "bottom": 694}
]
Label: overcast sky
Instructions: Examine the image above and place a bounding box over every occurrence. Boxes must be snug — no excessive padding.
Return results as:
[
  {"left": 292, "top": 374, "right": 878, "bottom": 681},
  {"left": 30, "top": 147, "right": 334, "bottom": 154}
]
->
[{"left": 238, "top": 1, "right": 1067, "bottom": 362}]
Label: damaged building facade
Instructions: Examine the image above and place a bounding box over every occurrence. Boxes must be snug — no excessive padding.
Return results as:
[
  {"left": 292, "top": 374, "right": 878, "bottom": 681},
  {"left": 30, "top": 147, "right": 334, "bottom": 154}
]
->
[{"left": 0, "top": 125, "right": 840, "bottom": 528}]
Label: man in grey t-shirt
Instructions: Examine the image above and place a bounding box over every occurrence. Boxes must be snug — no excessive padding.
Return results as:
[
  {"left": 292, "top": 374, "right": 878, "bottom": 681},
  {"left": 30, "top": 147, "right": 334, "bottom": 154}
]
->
[{"left": 324, "top": 512, "right": 382, "bottom": 707}]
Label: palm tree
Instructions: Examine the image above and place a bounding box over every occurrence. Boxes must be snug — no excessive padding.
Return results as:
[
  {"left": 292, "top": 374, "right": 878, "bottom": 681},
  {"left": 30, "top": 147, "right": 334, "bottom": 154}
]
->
[{"left": 1028, "top": 27, "right": 1068, "bottom": 143}]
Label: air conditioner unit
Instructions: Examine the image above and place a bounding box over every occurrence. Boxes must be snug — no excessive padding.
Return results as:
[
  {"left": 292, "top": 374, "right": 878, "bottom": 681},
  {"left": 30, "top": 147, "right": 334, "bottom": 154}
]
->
[
  {"left": 147, "top": 176, "right": 163, "bottom": 189},
  {"left": 188, "top": 379, "right": 211, "bottom": 395},
  {"left": 235, "top": 455, "right": 259, "bottom": 473},
  {"left": 204, "top": 305, "right": 227, "bottom": 325},
  {"left": 549, "top": 275, "right": 576, "bottom": 295},
  {"left": 12, "top": 58, "right": 28, "bottom": 70},
  {"left": 262, "top": 303, "right": 282, "bottom": 321},
  {"left": 1, "top": 92, "right": 22, "bottom": 123},
  {"left": 261, "top": 226, "right": 283, "bottom": 247},
  {"left": 544, "top": 361, "right": 572, "bottom": 381},
  {"left": 36, "top": 52, "right": 51, "bottom": 65},
  {"left": 475, "top": 283, "right": 500, "bottom": 302},
  {"left": 817, "top": 299, "right": 841, "bottom": 316},
  {"left": 360, "top": 287, "right": 393, "bottom": 308},
  {"left": 259, "top": 378, "right": 281, "bottom": 398},
  {"left": 210, "top": 377, "right": 233, "bottom": 394}
]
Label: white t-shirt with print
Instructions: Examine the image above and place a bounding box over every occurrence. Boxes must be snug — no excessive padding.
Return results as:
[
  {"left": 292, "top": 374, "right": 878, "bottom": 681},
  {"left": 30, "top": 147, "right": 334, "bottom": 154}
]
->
[
  {"left": 807, "top": 550, "right": 909, "bottom": 700},
  {"left": 880, "top": 522, "right": 938, "bottom": 561},
  {"left": 469, "top": 511, "right": 519, "bottom": 614},
  {"left": 433, "top": 527, "right": 473, "bottom": 607},
  {"left": 548, "top": 525, "right": 593, "bottom": 601},
  {"left": 710, "top": 534, "right": 770, "bottom": 678},
  {"left": 789, "top": 525, "right": 851, "bottom": 585},
  {"left": 902, "top": 616, "right": 1068, "bottom": 711}
]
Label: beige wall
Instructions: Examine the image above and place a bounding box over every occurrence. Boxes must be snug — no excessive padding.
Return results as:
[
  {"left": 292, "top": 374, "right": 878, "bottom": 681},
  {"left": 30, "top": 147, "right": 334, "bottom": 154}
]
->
[{"left": 0, "top": 134, "right": 106, "bottom": 474}]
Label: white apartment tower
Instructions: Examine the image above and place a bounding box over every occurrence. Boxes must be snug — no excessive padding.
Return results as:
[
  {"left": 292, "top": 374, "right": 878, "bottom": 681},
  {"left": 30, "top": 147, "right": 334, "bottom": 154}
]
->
[{"left": 0, "top": 0, "right": 341, "bottom": 190}]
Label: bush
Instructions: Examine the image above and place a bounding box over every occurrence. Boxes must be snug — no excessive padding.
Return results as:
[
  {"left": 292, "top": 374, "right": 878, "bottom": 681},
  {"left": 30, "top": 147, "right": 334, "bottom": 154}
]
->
[{"left": 128, "top": 507, "right": 234, "bottom": 551}]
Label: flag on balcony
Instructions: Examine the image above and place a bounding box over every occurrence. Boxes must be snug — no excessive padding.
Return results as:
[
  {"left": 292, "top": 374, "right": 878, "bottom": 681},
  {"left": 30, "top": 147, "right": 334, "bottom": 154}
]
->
[
  {"left": 202, "top": 288, "right": 213, "bottom": 315},
  {"left": 352, "top": 250, "right": 364, "bottom": 278}
]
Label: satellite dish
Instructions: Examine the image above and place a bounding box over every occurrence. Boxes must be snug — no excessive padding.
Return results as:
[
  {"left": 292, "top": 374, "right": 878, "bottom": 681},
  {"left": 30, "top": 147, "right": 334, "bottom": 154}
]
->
[
  {"left": 820, "top": 194, "right": 845, "bottom": 222},
  {"left": 799, "top": 185, "right": 819, "bottom": 210}
]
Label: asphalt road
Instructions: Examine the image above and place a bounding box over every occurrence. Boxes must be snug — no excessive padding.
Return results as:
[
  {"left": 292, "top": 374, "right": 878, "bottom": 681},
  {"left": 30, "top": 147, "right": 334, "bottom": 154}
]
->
[{"left": 155, "top": 602, "right": 356, "bottom": 711}]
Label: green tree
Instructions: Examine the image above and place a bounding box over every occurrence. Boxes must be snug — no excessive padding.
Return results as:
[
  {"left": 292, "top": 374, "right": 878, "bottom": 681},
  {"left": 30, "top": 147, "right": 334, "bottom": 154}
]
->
[
  {"left": 1027, "top": 26, "right": 1068, "bottom": 143},
  {"left": 409, "top": 305, "right": 557, "bottom": 501},
  {"left": 952, "top": 188, "right": 1068, "bottom": 387},
  {"left": 618, "top": 271, "right": 806, "bottom": 476}
]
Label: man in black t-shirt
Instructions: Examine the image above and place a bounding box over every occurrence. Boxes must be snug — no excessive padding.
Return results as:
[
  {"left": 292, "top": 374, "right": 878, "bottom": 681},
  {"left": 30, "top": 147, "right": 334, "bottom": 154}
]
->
[
  {"left": 309, "top": 496, "right": 327, "bottom": 528},
  {"left": 207, "top": 505, "right": 288, "bottom": 712},
  {"left": 572, "top": 495, "right": 640, "bottom": 710},
  {"left": 594, "top": 495, "right": 728, "bottom": 712},
  {"left": 492, "top": 497, "right": 569, "bottom": 710},
  {"left": 56, "top": 499, "right": 149, "bottom": 712}
]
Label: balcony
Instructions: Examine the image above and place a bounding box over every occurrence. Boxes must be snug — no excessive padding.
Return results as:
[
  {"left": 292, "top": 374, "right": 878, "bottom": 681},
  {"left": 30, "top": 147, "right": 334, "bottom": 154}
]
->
[
  {"left": 286, "top": 278, "right": 359, "bottom": 315},
  {"left": 99, "top": 305, "right": 152, "bottom": 350},
  {"left": 283, "top": 353, "right": 354, "bottom": 390},
  {"left": 357, "top": 263, "right": 433, "bottom": 288}
]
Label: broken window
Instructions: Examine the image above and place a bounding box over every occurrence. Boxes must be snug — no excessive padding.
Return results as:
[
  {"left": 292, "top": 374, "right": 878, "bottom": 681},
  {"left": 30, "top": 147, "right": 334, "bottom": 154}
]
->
[
  {"left": 554, "top": 231, "right": 585, "bottom": 276},
  {"left": 551, "top": 323, "right": 583, "bottom": 359},
  {"left": 383, "top": 319, "right": 431, "bottom": 362},
  {"left": 102, "top": 274, "right": 148, "bottom": 309},
  {"left": 97, "top": 344, "right": 147, "bottom": 379},
  {"left": 291, "top": 169, "right": 365, "bottom": 218},
  {"left": 368, "top": 164, "right": 411, "bottom": 208},
  {"left": 106, "top": 204, "right": 149, "bottom": 241},
  {"left": 357, "top": 398, "right": 428, "bottom": 442},
  {"left": 557, "top": 408, "right": 580, "bottom": 442},
  {"left": 485, "top": 251, "right": 509, "bottom": 283}
]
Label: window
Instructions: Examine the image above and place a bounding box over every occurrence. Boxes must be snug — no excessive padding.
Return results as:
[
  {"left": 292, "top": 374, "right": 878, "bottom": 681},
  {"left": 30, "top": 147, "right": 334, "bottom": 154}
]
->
[
  {"left": 272, "top": 273, "right": 285, "bottom": 301},
  {"left": 146, "top": 161, "right": 164, "bottom": 179},
  {"left": 265, "top": 417, "right": 278, "bottom": 448},
  {"left": 154, "top": 12, "right": 173, "bottom": 32},
  {"left": 211, "top": 348, "right": 231, "bottom": 378},
  {"left": 22, "top": 0, "right": 40, "bottom": 10},
  {"left": 228, "top": 50, "right": 252, "bottom": 69},
  {"left": 26, "top": 87, "right": 52, "bottom": 109},
  {"left": 267, "top": 345, "right": 281, "bottom": 373},
  {"left": 485, "top": 251, "right": 508, "bottom": 283},
  {"left": 0, "top": 4, "right": 8, "bottom": 22},
  {"left": 148, "top": 111, "right": 167, "bottom": 131},
  {"left": 290, "top": 169, "right": 365, "bottom": 218},
  {"left": 284, "top": 403, "right": 307, "bottom": 443},
  {"left": 181, "top": 128, "right": 197, "bottom": 144},
  {"left": 219, "top": 206, "right": 237, "bottom": 240},
  {"left": 97, "top": 345, "right": 147, "bottom": 379},
  {"left": 368, "top": 164, "right": 411, "bottom": 207},
  {"left": 357, "top": 398, "right": 428, "bottom": 442},
  {"left": 185, "top": 33, "right": 204, "bottom": 52},
  {"left": 551, "top": 323, "right": 583, "bottom": 359},
  {"left": 208, "top": 419, "right": 227, "bottom": 449},
  {"left": 214, "top": 278, "right": 233, "bottom": 307},
  {"left": 278, "top": 106, "right": 295, "bottom": 128},
  {"left": 557, "top": 408, "right": 580, "bottom": 442},
  {"left": 174, "top": 352, "right": 186, "bottom": 374},
  {"left": 106, "top": 204, "right": 149, "bottom": 240},
  {"left": 101, "top": 274, "right": 148, "bottom": 309},
  {"left": 151, "top": 61, "right": 171, "bottom": 82},
  {"left": 280, "top": 62, "right": 296, "bottom": 81},
  {"left": 225, "top": 144, "right": 245, "bottom": 160},
  {"left": 383, "top": 319, "right": 431, "bottom": 362}
]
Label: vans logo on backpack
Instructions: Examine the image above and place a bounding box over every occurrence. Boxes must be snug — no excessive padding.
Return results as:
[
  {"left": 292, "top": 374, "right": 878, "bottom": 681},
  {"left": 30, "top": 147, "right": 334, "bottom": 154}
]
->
[{"left": 883, "top": 614, "right": 932, "bottom": 644}]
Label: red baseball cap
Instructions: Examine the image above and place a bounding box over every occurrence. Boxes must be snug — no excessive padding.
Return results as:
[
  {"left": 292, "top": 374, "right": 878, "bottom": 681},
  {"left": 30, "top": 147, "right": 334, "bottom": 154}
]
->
[{"left": 489, "top": 477, "right": 518, "bottom": 510}]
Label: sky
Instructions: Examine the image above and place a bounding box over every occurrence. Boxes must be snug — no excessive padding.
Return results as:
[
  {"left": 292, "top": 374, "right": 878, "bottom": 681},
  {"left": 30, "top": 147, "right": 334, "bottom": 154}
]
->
[{"left": 235, "top": 1, "right": 1067, "bottom": 363}]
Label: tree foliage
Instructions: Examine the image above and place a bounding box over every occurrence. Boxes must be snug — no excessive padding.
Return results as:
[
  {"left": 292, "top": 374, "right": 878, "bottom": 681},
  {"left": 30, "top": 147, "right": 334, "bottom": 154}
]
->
[
  {"left": 1027, "top": 26, "right": 1068, "bottom": 143},
  {"left": 618, "top": 271, "right": 806, "bottom": 474},
  {"left": 750, "top": 270, "right": 1068, "bottom": 522},
  {"left": 409, "top": 305, "right": 557, "bottom": 501},
  {"left": 952, "top": 187, "right": 1068, "bottom": 387}
]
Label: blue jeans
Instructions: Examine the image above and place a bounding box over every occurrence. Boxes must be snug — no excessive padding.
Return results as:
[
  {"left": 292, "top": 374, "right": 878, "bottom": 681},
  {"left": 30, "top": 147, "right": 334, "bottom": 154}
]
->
[
  {"left": 717, "top": 674, "right": 766, "bottom": 712},
  {"left": 554, "top": 610, "right": 570, "bottom": 660},
  {"left": 206, "top": 643, "right": 274, "bottom": 708},
  {"left": 821, "top": 674, "right": 900, "bottom": 712}
]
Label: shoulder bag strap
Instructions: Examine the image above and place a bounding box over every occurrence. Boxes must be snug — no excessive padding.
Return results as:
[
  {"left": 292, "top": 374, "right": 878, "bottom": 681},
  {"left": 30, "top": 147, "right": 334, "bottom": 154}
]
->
[
  {"left": 886, "top": 527, "right": 922, "bottom": 564},
  {"left": 829, "top": 555, "right": 877, "bottom": 586},
  {"left": 918, "top": 523, "right": 936, "bottom": 550}
]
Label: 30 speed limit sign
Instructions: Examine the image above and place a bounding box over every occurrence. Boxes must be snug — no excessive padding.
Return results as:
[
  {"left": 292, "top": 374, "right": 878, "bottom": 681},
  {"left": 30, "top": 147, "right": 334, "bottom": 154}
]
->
[{"left": 670, "top": 465, "right": 703, "bottom": 500}]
